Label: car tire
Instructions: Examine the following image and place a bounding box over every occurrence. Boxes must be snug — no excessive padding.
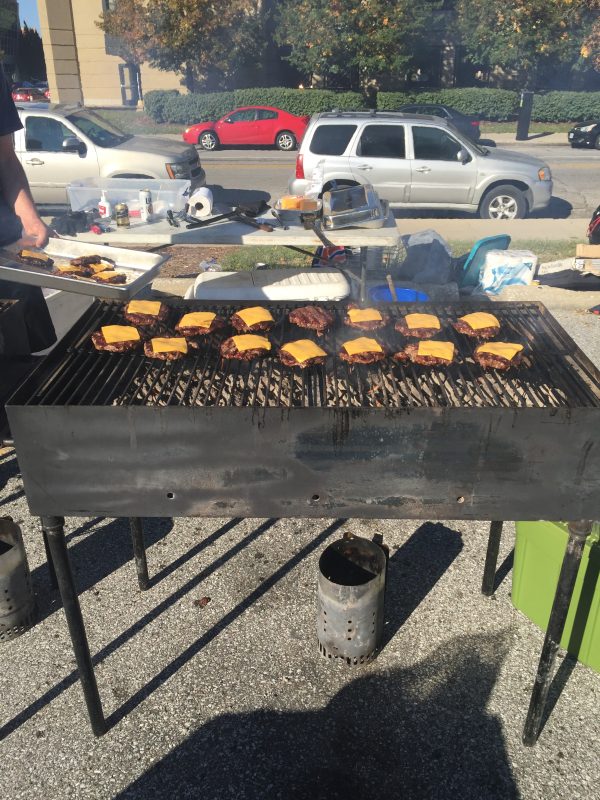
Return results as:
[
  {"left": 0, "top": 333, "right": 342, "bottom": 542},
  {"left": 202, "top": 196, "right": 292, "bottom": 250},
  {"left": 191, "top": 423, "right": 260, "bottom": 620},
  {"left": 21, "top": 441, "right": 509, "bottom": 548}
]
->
[
  {"left": 199, "top": 132, "right": 218, "bottom": 150},
  {"left": 479, "top": 185, "right": 528, "bottom": 220},
  {"left": 594, "top": 134, "right": 600, "bottom": 151},
  {"left": 276, "top": 131, "right": 296, "bottom": 151}
]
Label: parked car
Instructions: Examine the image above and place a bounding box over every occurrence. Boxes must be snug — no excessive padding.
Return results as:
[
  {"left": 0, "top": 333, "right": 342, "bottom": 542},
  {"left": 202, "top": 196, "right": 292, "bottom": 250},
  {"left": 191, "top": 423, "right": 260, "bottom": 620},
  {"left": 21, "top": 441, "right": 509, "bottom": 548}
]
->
[
  {"left": 396, "top": 103, "right": 481, "bottom": 142},
  {"left": 14, "top": 103, "right": 205, "bottom": 204},
  {"left": 183, "top": 106, "right": 310, "bottom": 151},
  {"left": 12, "top": 84, "right": 48, "bottom": 102},
  {"left": 568, "top": 121, "right": 600, "bottom": 149},
  {"left": 289, "top": 112, "right": 552, "bottom": 220}
]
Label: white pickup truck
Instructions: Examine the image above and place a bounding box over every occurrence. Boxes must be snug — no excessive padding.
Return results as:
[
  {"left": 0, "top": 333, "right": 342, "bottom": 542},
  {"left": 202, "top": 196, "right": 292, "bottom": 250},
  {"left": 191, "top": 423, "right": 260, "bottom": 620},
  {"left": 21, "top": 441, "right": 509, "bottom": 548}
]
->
[{"left": 14, "top": 103, "right": 205, "bottom": 204}]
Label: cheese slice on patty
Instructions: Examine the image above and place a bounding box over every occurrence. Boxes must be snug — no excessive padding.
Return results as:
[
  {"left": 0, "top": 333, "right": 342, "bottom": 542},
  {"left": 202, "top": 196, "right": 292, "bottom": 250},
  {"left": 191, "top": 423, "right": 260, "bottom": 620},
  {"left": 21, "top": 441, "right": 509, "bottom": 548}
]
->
[
  {"left": 347, "top": 307, "right": 382, "bottom": 323},
  {"left": 342, "top": 337, "right": 383, "bottom": 356},
  {"left": 127, "top": 300, "right": 162, "bottom": 316},
  {"left": 56, "top": 264, "right": 86, "bottom": 274},
  {"left": 476, "top": 342, "right": 523, "bottom": 360},
  {"left": 94, "top": 270, "right": 119, "bottom": 281},
  {"left": 417, "top": 341, "right": 454, "bottom": 361},
  {"left": 405, "top": 313, "right": 441, "bottom": 330},
  {"left": 151, "top": 337, "right": 188, "bottom": 354},
  {"left": 232, "top": 335, "right": 271, "bottom": 352},
  {"left": 178, "top": 311, "right": 216, "bottom": 329},
  {"left": 235, "top": 307, "right": 274, "bottom": 326},
  {"left": 88, "top": 262, "right": 108, "bottom": 273},
  {"left": 459, "top": 312, "right": 499, "bottom": 330},
  {"left": 101, "top": 325, "right": 140, "bottom": 344},
  {"left": 281, "top": 339, "right": 327, "bottom": 364}
]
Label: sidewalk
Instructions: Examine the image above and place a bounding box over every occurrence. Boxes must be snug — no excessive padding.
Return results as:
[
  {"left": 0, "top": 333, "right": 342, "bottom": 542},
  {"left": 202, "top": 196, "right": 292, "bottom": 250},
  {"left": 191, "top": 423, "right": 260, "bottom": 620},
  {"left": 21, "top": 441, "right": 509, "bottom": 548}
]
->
[{"left": 486, "top": 132, "right": 566, "bottom": 146}]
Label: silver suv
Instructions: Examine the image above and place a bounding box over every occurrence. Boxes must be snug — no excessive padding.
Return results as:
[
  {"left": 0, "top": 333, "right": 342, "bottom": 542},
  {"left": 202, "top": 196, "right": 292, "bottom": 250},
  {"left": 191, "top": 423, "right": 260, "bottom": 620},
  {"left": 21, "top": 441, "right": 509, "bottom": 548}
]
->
[
  {"left": 289, "top": 112, "right": 552, "bottom": 219},
  {"left": 14, "top": 103, "right": 205, "bottom": 204}
]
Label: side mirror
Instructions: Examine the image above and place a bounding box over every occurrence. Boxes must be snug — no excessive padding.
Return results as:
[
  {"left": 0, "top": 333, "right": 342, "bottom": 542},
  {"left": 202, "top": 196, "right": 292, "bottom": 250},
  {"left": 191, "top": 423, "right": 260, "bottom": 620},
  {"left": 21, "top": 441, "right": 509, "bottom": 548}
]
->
[
  {"left": 62, "top": 136, "right": 86, "bottom": 155},
  {"left": 456, "top": 148, "right": 471, "bottom": 165}
]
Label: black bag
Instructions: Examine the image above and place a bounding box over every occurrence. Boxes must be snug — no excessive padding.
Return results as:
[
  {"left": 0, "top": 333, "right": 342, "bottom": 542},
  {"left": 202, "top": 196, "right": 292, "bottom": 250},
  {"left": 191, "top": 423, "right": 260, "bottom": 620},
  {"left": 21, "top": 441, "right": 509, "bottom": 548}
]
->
[
  {"left": 588, "top": 204, "right": 600, "bottom": 244},
  {"left": 50, "top": 210, "right": 93, "bottom": 236}
]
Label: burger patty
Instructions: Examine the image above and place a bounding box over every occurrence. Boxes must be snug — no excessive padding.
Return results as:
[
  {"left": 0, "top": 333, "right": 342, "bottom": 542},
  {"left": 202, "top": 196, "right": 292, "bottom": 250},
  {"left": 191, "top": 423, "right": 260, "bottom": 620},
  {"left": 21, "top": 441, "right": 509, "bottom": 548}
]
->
[
  {"left": 143, "top": 341, "right": 187, "bottom": 360},
  {"left": 230, "top": 314, "right": 274, "bottom": 333},
  {"left": 288, "top": 305, "right": 335, "bottom": 335},
  {"left": 279, "top": 349, "right": 327, "bottom": 368},
  {"left": 53, "top": 266, "right": 90, "bottom": 278},
  {"left": 175, "top": 316, "right": 227, "bottom": 337},
  {"left": 71, "top": 255, "right": 116, "bottom": 268},
  {"left": 338, "top": 349, "right": 386, "bottom": 365},
  {"left": 124, "top": 306, "right": 170, "bottom": 328},
  {"left": 452, "top": 320, "right": 499, "bottom": 340},
  {"left": 393, "top": 343, "right": 455, "bottom": 367},
  {"left": 220, "top": 337, "right": 270, "bottom": 360},
  {"left": 93, "top": 271, "right": 127, "bottom": 284},
  {"left": 394, "top": 320, "right": 440, "bottom": 339},
  {"left": 17, "top": 251, "right": 54, "bottom": 270},
  {"left": 473, "top": 350, "right": 523, "bottom": 371},
  {"left": 91, "top": 332, "right": 140, "bottom": 353},
  {"left": 344, "top": 304, "right": 388, "bottom": 330}
]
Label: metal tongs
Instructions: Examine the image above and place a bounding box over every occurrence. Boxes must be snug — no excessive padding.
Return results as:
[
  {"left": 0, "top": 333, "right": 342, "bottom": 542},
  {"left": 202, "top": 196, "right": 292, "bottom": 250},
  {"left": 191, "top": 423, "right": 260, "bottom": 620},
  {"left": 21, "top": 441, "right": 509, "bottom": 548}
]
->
[{"left": 185, "top": 200, "right": 273, "bottom": 232}]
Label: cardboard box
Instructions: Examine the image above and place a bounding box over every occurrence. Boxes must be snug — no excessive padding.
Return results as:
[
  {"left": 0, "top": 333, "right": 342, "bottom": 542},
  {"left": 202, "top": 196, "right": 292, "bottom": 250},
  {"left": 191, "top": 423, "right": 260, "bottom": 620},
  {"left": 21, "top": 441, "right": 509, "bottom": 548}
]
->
[
  {"left": 576, "top": 244, "right": 600, "bottom": 257},
  {"left": 574, "top": 244, "right": 600, "bottom": 273}
]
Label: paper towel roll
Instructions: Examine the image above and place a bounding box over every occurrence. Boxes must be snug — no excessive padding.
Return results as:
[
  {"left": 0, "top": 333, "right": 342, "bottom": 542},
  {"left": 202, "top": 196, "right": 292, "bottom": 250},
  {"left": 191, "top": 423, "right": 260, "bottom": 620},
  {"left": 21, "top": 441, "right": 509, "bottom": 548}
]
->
[{"left": 188, "top": 186, "right": 213, "bottom": 218}]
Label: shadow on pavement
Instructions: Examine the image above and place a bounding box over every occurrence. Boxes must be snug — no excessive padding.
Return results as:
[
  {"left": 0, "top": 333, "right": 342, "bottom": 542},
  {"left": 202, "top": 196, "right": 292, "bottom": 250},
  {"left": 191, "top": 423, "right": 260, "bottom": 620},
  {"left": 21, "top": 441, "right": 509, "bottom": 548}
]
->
[
  {"left": 115, "top": 629, "right": 518, "bottom": 800},
  {"left": 530, "top": 196, "right": 573, "bottom": 219}
]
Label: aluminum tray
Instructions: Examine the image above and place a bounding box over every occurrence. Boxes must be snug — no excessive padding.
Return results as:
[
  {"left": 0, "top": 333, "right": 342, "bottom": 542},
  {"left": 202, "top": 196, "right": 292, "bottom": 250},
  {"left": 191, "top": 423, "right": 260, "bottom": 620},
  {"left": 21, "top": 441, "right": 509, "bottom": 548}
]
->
[{"left": 0, "top": 239, "right": 168, "bottom": 300}]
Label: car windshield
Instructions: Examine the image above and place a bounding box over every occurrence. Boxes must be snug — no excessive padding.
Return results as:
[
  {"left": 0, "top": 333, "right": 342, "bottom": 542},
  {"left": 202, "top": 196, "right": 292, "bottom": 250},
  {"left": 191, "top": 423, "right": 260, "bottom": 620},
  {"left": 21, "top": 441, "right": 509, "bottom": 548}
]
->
[{"left": 65, "top": 110, "right": 132, "bottom": 147}]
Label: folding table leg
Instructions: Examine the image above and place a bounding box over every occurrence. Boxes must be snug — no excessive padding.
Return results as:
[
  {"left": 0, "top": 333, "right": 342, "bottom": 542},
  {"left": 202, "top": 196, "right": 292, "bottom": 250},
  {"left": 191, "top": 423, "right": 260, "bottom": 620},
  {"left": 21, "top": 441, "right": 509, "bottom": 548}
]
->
[
  {"left": 522, "top": 519, "right": 592, "bottom": 746},
  {"left": 481, "top": 520, "right": 503, "bottom": 596},
  {"left": 129, "top": 517, "right": 149, "bottom": 591},
  {"left": 41, "top": 515, "right": 107, "bottom": 737},
  {"left": 40, "top": 523, "right": 58, "bottom": 590}
]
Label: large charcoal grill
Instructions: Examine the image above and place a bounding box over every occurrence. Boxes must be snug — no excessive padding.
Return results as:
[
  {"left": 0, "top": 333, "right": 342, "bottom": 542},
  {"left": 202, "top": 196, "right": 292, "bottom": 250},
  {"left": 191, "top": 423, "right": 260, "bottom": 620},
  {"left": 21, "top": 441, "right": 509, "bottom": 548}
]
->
[{"left": 7, "top": 300, "right": 600, "bottom": 521}]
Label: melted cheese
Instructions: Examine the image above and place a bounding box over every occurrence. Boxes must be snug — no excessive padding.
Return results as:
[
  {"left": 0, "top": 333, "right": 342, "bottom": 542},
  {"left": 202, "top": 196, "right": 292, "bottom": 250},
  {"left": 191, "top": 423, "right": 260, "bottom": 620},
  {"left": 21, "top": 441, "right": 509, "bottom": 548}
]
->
[
  {"left": 342, "top": 337, "right": 383, "bottom": 356},
  {"left": 235, "top": 307, "right": 274, "bottom": 327},
  {"left": 231, "top": 335, "right": 271, "bottom": 352},
  {"left": 101, "top": 325, "right": 140, "bottom": 344},
  {"left": 281, "top": 339, "right": 327, "bottom": 364},
  {"left": 94, "top": 270, "right": 118, "bottom": 281},
  {"left": 347, "top": 307, "right": 382, "bottom": 323},
  {"left": 178, "top": 311, "right": 216, "bottom": 329},
  {"left": 151, "top": 337, "right": 188, "bottom": 354},
  {"left": 56, "top": 265, "right": 85, "bottom": 274},
  {"left": 88, "top": 262, "right": 108, "bottom": 273},
  {"left": 405, "top": 313, "right": 440, "bottom": 330},
  {"left": 417, "top": 341, "right": 454, "bottom": 361},
  {"left": 459, "top": 312, "right": 499, "bottom": 331},
  {"left": 127, "top": 300, "right": 162, "bottom": 316},
  {"left": 20, "top": 249, "right": 50, "bottom": 262},
  {"left": 476, "top": 342, "right": 523, "bottom": 361}
]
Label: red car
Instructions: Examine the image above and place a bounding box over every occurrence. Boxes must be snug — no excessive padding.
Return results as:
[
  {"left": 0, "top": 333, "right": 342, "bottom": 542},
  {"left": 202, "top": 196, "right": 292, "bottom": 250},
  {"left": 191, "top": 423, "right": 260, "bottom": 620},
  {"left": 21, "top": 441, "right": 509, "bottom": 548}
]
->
[
  {"left": 182, "top": 105, "right": 310, "bottom": 151},
  {"left": 12, "top": 85, "right": 49, "bottom": 102}
]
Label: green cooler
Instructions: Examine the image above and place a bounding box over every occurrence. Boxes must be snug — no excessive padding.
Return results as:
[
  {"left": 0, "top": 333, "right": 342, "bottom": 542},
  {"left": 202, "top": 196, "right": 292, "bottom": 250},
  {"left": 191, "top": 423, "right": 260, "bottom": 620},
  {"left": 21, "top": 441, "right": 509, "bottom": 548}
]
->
[{"left": 512, "top": 521, "right": 600, "bottom": 673}]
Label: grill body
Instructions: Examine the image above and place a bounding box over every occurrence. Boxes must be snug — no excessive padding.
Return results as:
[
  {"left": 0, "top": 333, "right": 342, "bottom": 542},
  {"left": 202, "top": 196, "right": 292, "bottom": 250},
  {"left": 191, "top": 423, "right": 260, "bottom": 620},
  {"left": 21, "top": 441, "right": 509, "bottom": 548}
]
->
[{"left": 7, "top": 300, "right": 600, "bottom": 521}]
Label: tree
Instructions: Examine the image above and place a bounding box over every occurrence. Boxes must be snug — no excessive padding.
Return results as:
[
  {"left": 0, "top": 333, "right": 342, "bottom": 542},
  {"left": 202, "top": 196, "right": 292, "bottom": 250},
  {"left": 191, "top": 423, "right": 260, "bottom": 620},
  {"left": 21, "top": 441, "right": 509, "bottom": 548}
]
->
[
  {"left": 581, "top": 2, "right": 600, "bottom": 71},
  {"left": 454, "top": 0, "right": 598, "bottom": 88},
  {"left": 275, "top": 0, "right": 441, "bottom": 92},
  {"left": 16, "top": 24, "right": 47, "bottom": 81}
]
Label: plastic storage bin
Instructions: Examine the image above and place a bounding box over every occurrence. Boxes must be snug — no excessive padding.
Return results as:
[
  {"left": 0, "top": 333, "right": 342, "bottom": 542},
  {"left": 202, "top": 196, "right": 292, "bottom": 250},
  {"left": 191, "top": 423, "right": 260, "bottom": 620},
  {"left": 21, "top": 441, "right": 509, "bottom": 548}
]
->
[
  {"left": 512, "top": 521, "right": 600, "bottom": 673},
  {"left": 68, "top": 178, "right": 190, "bottom": 218}
]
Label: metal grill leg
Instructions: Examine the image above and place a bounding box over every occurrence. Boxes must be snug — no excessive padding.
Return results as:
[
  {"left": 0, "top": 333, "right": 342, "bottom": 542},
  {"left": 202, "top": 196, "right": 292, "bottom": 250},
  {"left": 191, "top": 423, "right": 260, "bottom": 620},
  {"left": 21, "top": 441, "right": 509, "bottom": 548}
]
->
[
  {"left": 522, "top": 519, "right": 592, "bottom": 746},
  {"left": 481, "top": 520, "right": 503, "bottom": 596},
  {"left": 42, "top": 515, "right": 107, "bottom": 737},
  {"left": 129, "top": 517, "right": 149, "bottom": 591},
  {"left": 40, "top": 524, "right": 58, "bottom": 590}
]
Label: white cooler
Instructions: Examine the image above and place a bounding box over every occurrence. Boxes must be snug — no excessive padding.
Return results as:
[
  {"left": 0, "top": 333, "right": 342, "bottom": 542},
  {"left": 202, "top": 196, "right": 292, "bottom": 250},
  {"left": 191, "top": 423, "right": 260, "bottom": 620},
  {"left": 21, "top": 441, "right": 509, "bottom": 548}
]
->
[{"left": 184, "top": 268, "right": 350, "bottom": 302}]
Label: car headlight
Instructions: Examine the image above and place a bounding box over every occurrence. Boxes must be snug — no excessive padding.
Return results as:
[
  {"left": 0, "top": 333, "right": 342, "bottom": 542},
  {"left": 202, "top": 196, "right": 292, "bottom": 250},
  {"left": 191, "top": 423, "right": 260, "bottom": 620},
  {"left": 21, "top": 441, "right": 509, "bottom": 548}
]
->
[
  {"left": 579, "top": 124, "right": 596, "bottom": 132},
  {"left": 538, "top": 166, "right": 551, "bottom": 181},
  {"left": 166, "top": 161, "right": 189, "bottom": 179}
]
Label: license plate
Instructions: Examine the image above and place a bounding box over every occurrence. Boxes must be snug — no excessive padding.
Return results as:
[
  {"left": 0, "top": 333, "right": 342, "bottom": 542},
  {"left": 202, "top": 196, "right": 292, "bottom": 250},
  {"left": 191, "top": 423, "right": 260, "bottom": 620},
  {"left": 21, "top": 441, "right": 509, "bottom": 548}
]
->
[{"left": 568, "top": 133, "right": 574, "bottom": 139}]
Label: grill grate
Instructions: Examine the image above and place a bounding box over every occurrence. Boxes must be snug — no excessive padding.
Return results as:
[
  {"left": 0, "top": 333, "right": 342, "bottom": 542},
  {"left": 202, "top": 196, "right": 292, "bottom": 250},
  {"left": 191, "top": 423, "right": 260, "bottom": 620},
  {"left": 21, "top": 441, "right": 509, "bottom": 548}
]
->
[{"left": 17, "top": 300, "right": 600, "bottom": 410}]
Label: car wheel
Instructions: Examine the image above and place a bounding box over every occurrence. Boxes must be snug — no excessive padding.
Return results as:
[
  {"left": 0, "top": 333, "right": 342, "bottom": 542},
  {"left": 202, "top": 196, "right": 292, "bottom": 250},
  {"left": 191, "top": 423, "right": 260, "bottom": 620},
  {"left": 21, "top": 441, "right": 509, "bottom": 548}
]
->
[
  {"left": 276, "top": 131, "right": 296, "bottom": 151},
  {"left": 199, "top": 132, "right": 218, "bottom": 150},
  {"left": 594, "top": 134, "right": 600, "bottom": 151},
  {"left": 479, "top": 185, "right": 527, "bottom": 220}
]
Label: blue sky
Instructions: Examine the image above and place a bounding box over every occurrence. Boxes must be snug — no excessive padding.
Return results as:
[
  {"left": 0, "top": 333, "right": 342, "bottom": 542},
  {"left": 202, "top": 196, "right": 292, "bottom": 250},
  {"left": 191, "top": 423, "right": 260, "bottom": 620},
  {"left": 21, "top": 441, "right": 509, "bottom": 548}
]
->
[{"left": 19, "top": 0, "right": 41, "bottom": 30}]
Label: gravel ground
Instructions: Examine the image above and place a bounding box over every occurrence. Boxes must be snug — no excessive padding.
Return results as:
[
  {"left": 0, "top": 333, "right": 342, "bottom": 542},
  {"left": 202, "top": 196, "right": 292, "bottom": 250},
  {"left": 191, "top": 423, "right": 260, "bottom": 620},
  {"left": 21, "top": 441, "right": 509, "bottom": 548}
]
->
[{"left": 1, "top": 286, "right": 599, "bottom": 799}]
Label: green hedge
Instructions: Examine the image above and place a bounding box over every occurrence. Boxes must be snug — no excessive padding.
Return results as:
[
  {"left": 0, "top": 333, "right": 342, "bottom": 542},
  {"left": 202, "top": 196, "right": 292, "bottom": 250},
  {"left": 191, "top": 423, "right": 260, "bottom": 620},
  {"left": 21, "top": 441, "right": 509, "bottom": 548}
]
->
[{"left": 144, "top": 87, "right": 600, "bottom": 125}]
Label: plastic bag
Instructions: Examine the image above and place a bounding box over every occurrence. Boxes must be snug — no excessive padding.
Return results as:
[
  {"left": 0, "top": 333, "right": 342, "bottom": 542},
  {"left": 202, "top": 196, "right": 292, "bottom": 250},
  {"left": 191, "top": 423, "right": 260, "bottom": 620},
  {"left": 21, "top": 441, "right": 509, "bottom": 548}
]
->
[
  {"left": 199, "top": 258, "right": 222, "bottom": 272},
  {"left": 477, "top": 250, "right": 538, "bottom": 295},
  {"left": 398, "top": 229, "right": 453, "bottom": 284}
]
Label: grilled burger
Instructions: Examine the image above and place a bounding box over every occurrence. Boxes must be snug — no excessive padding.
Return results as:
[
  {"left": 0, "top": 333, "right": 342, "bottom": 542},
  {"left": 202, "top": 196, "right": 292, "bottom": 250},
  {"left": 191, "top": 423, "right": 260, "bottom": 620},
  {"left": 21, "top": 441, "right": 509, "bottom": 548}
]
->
[
  {"left": 92, "top": 270, "right": 127, "bottom": 284},
  {"left": 452, "top": 312, "right": 500, "bottom": 340},
  {"left": 474, "top": 342, "right": 524, "bottom": 371},
  {"left": 144, "top": 336, "right": 188, "bottom": 361},
  {"left": 230, "top": 306, "right": 275, "bottom": 333},
  {"left": 91, "top": 324, "right": 141, "bottom": 353},
  {"left": 344, "top": 304, "right": 388, "bottom": 330},
  {"left": 70, "top": 254, "right": 116, "bottom": 268},
  {"left": 17, "top": 249, "right": 54, "bottom": 270},
  {"left": 339, "top": 336, "right": 385, "bottom": 364},
  {"left": 395, "top": 312, "right": 441, "bottom": 339},
  {"left": 53, "top": 263, "right": 92, "bottom": 278},
  {"left": 288, "top": 305, "right": 335, "bottom": 336},
  {"left": 393, "top": 341, "right": 455, "bottom": 367},
  {"left": 124, "top": 300, "right": 170, "bottom": 327},
  {"left": 220, "top": 334, "right": 271, "bottom": 361},
  {"left": 279, "top": 339, "right": 327, "bottom": 368},
  {"left": 175, "top": 311, "right": 226, "bottom": 337}
]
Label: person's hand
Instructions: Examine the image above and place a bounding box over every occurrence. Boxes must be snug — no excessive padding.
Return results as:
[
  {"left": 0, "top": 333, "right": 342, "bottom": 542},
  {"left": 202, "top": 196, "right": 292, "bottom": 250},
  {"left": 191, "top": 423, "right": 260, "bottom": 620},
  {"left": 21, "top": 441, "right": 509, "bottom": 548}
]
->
[{"left": 22, "top": 217, "right": 55, "bottom": 248}]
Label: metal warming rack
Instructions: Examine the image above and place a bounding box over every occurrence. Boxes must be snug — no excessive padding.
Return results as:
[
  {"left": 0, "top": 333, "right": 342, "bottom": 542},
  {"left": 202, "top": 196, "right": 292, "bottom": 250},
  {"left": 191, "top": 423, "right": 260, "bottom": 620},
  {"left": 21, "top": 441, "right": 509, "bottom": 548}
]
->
[{"left": 7, "top": 298, "right": 600, "bottom": 745}]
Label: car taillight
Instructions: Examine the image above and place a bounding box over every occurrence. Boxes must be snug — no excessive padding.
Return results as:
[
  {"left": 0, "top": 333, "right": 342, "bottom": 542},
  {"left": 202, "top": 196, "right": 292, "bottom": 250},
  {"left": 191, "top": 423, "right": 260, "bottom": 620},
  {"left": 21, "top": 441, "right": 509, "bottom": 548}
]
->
[
  {"left": 295, "top": 154, "right": 304, "bottom": 179},
  {"left": 471, "top": 120, "right": 480, "bottom": 127}
]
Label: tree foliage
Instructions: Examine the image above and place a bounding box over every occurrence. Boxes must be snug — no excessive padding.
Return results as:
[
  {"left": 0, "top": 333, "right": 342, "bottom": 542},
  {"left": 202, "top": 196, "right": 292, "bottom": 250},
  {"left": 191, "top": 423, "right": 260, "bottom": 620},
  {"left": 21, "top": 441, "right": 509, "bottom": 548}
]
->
[
  {"left": 455, "top": 0, "right": 599, "bottom": 86},
  {"left": 16, "top": 24, "right": 46, "bottom": 81},
  {"left": 275, "top": 0, "right": 441, "bottom": 90},
  {"left": 581, "top": 2, "right": 600, "bottom": 70}
]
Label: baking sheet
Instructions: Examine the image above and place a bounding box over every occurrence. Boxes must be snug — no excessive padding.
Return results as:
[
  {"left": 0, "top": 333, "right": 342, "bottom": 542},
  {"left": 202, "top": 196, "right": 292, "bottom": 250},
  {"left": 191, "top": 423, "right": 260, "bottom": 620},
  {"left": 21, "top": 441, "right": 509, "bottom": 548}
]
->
[{"left": 0, "top": 239, "right": 168, "bottom": 300}]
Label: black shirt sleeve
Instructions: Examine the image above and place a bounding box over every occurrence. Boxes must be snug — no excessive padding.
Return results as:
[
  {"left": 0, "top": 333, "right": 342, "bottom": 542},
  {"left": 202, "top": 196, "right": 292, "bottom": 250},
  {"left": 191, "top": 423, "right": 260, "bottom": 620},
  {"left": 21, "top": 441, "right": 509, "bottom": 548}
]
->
[{"left": 0, "top": 70, "right": 23, "bottom": 137}]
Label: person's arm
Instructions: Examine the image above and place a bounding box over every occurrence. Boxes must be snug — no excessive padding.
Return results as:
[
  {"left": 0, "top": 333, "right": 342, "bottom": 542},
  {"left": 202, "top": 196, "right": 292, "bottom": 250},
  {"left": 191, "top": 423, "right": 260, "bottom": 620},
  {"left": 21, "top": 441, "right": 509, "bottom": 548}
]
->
[{"left": 0, "top": 133, "right": 51, "bottom": 248}]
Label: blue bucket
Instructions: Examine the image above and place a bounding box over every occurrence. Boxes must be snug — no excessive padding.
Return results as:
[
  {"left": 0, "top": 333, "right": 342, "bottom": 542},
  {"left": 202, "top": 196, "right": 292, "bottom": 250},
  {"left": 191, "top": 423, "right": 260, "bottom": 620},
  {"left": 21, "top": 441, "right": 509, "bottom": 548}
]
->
[{"left": 369, "top": 285, "right": 430, "bottom": 303}]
